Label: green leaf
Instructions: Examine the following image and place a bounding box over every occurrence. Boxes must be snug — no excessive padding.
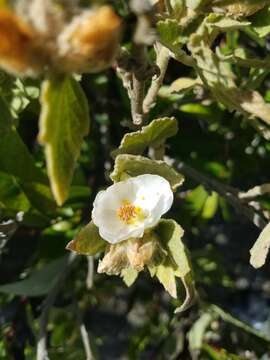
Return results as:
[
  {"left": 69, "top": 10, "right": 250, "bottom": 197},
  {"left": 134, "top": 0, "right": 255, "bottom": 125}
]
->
[
  {"left": 112, "top": 117, "right": 178, "bottom": 158},
  {"left": 250, "top": 221, "right": 270, "bottom": 269},
  {"left": 121, "top": 267, "right": 139, "bottom": 287},
  {"left": 0, "top": 256, "right": 68, "bottom": 296},
  {"left": 39, "top": 76, "right": 90, "bottom": 206},
  {"left": 155, "top": 259, "right": 178, "bottom": 298},
  {"left": 215, "top": 0, "right": 268, "bottom": 17},
  {"left": 186, "top": 185, "right": 208, "bottom": 216},
  {"left": 186, "top": 0, "right": 210, "bottom": 10},
  {"left": 156, "top": 219, "right": 188, "bottom": 276},
  {"left": 188, "top": 15, "right": 270, "bottom": 133},
  {"left": 66, "top": 221, "right": 107, "bottom": 256},
  {"left": 169, "top": 77, "right": 201, "bottom": 94},
  {"left": 201, "top": 191, "right": 219, "bottom": 219},
  {"left": 188, "top": 312, "right": 214, "bottom": 355},
  {"left": 0, "top": 95, "right": 56, "bottom": 214},
  {"left": 0, "top": 172, "right": 30, "bottom": 212},
  {"left": 153, "top": 219, "right": 196, "bottom": 312},
  {"left": 252, "top": 6, "right": 270, "bottom": 37},
  {"left": 206, "top": 15, "right": 251, "bottom": 32},
  {"left": 157, "top": 19, "right": 183, "bottom": 49},
  {"left": 20, "top": 182, "right": 56, "bottom": 214},
  {"left": 111, "top": 154, "right": 184, "bottom": 191},
  {"left": 0, "top": 96, "right": 46, "bottom": 183}
]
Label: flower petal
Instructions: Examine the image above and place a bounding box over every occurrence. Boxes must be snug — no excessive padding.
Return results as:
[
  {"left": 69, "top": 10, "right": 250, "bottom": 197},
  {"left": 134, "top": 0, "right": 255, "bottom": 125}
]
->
[{"left": 92, "top": 174, "right": 173, "bottom": 244}]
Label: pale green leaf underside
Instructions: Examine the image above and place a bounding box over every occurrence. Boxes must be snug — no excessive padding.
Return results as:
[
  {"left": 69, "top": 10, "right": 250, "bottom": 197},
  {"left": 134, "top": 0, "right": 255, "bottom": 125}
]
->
[
  {"left": 121, "top": 267, "right": 139, "bottom": 287},
  {"left": 188, "top": 312, "right": 214, "bottom": 354},
  {"left": 111, "top": 154, "right": 184, "bottom": 191},
  {"left": 250, "top": 221, "right": 270, "bottom": 269},
  {"left": 151, "top": 219, "right": 196, "bottom": 312},
  {"left": 112, "top": 117, "right": 178, "bottom": 158},
  {"left": 66, "top": 221, "right": 107, "bottom": 256},
  {"left": 39, "top": 76, "right": 90, "bottom": 205}
]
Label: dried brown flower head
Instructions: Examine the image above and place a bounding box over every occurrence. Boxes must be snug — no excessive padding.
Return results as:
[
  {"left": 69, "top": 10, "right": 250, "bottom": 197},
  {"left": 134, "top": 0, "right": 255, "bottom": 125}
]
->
[
  {"left": 0, "top": 2, "right": 122, "bottom": 76},
  {"left": 0, "top": 9, "right": 45, "bottom": 75},
  {"left": 97, "top": 233, "right": 166, "bottom": 275}
]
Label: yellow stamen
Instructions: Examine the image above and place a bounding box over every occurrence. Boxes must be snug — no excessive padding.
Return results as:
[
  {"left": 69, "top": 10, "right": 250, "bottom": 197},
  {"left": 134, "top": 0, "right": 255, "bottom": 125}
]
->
[{"left": 117, "top": 200, "right": 142, "bottom": 224}]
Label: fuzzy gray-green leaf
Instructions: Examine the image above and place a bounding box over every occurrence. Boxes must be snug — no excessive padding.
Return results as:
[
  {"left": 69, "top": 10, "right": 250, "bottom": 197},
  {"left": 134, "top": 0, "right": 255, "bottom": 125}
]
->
[
  {"left": 112, "top": 117, "right": 178, "bottom": 158},
  {"left": 111, "top": 154, "right": 184, "bottom": 191}
]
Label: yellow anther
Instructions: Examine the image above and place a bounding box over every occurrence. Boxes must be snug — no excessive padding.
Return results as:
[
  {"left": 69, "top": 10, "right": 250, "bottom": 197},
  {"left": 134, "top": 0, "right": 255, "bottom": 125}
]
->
[{"left": 117, "top": 200, "right": 141, "bottom": 224}]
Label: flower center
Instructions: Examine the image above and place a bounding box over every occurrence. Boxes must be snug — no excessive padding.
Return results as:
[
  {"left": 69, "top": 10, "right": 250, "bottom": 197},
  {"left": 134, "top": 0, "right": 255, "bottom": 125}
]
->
[{"left": 117, "top": 200, "right": 142, "bottom": 224}]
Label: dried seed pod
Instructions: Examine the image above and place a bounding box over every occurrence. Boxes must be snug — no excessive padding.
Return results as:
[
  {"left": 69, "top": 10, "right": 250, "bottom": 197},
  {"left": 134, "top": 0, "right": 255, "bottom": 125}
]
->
[
  {"left": 97, "top": 242, "right": 130, "bottom": 275},
  {"left": 57, "top": 6, "right": 122, "bottom": 73},
  {"left": 0, "top": 10, "right": 46, "bottom": 76},
  {"left": 98, "top": 233, "right": 165, "bottom": 275},
  {"left": 16, "top": 0, "right": 67, "bottom": 38},
  {"left": 0, "top": 3, "right": 122, "bottom": 76}
]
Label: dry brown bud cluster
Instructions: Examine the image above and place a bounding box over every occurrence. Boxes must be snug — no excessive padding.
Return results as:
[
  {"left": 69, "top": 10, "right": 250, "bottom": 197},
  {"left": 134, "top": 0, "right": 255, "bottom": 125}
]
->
[{"left": 0, "top": 0, "right": 122, "bottom": 76}]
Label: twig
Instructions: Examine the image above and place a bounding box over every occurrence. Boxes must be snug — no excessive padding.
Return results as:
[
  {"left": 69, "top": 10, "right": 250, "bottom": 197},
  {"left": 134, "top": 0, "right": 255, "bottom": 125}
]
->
[
  {"left": 131, "top": 68, "right": 145, "bottom": 126},
  {"left": 86, "top": 256, "right": 94, "bottom": 290},
  {"left": 117, "top": 0, "right": 158, "bottom": 126},
  {"left": 37, "top": 253, "right": 78, "bottom": 360},
  {"left": 72, "top": 298, "right": 94, "bottom": 360},
  {"left": 143, "top": 44, "right": 170, "bottom": 114},
  {"left": 174, "top": 160, "right": 268, "bottom": 229}
]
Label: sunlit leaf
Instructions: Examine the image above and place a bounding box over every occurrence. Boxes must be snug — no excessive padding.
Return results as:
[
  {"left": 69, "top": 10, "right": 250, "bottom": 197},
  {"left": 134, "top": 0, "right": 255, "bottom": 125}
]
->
[
  {"left": 153, "top": 219, "right": 196, "bottom": 312},
  {"left": 188, "top": 312, "right": 214, "bottom": 356},
  {"left": 112, "top": 117, "right": 178, "bottom": 157},
  {"left": 213, "top": 0, "right": 268, "bottom": 17},
  {"left": 121, "top": 267, "right": 139, "bottom": 287},
  {"left": 201, "top": 191, "right": 219, "bottom": 219},
  {"left": 252, "top": 6, "right": 270, "bottom": 37},
  {"left": 250, "top": 221, "right": 270, "bottom": 269},
  {"left": 66, "top": 221, "right": 106, "bottom": 256},
  {"left": 39, "top": 76, "right": 90, "bottom": 205},
  {"left": 155, "top": 259, "right": 177, "bottom": 298},
  {"left": 111, "top": 154, "right": 184, "bottom": 191}
]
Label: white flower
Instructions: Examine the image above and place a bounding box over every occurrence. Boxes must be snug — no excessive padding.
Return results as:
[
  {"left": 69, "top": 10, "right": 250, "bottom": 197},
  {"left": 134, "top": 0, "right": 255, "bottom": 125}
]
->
[{"left": 92, "top": 174, "right": 173, "bottom": 244}]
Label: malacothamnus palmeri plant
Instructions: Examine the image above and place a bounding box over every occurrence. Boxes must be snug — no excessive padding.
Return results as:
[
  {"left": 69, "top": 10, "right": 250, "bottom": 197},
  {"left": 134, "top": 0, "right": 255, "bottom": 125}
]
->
[{"left": 2, "top": 0, "right": 270, "bottom": 324}]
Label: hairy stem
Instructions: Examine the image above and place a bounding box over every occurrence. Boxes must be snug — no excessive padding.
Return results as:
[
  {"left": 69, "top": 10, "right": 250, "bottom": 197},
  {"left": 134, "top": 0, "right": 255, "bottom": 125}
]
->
[{"left": 143, "top": 44, "right": 170, "bottom": 115}]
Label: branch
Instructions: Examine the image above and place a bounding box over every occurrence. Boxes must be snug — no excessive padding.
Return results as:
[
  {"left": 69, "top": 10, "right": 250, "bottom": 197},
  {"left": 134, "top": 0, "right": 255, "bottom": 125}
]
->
[
  {"left": 86, "top": 256, "right": 94, "bottom": 290},
  {"left": 174, "top": 160, "right": 268, "bottom": 229},
  {"left": 117, "top": 0, "right": 158, "bottom": 126},
  {"left": 72, "top": 297, "right": 94, "bottom": 360},
  {"left": 37, "top": 253, "right": 78, "bottom": 360},
  {"left": 143, "top": 44, "right": 170, "bottom": 114}
]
